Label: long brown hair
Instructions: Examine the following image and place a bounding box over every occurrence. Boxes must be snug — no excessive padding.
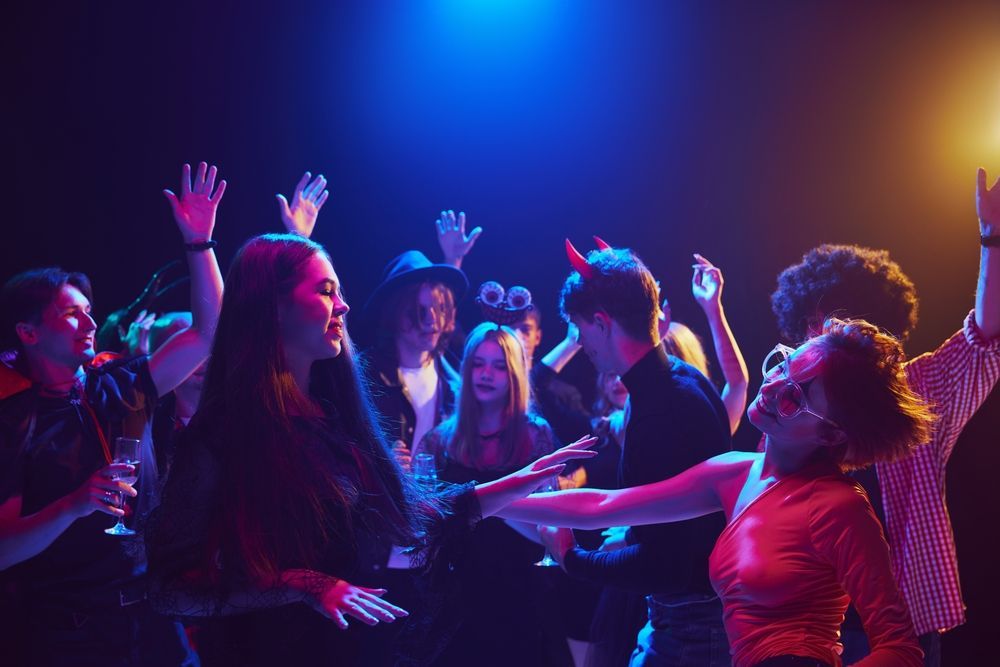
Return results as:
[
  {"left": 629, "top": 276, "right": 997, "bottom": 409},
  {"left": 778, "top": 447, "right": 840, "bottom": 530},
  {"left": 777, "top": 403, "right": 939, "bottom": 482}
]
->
[
  {"left": 194, "top": 234, "right": 427, "bottom": 583},
  {"left": 440, "top": 322, "right": 535, "bottom": 470}
]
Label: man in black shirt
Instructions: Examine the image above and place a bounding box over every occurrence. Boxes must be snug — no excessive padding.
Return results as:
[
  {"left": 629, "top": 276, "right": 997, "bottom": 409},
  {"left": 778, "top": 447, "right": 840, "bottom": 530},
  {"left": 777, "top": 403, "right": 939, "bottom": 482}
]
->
[
  {"left": 541, "top": 240, "right": 732, "bottom": 667},
  {"left": 0, "top": 162, "right": 225, "bottom": 666}
]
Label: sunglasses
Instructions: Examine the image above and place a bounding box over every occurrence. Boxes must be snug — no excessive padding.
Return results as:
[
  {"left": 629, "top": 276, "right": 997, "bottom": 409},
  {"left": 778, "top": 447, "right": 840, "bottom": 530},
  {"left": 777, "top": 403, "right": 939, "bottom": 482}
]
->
[{"left": 761, "top": 344, "right": 840, "bottom": 429}]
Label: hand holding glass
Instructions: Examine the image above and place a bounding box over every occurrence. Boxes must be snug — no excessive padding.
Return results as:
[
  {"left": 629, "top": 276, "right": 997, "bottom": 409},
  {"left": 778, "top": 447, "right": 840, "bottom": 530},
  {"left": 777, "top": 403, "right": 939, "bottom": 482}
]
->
[{"left": 105, "top": 437, "right": 140, "bottom": 536}]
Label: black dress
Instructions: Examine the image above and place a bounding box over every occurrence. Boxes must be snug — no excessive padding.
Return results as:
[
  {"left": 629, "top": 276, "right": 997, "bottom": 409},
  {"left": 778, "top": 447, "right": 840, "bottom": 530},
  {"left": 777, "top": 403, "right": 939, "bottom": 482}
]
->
[
  {"left": 146, "top": 411, "right": 479, "bottom": 667},
  {"left": 419, "top": 417, "right": 571, "bottom": 667}
]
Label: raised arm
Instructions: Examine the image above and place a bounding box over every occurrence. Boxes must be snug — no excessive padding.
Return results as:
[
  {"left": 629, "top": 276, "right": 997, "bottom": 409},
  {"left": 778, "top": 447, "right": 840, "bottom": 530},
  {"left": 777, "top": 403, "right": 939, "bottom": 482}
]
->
[
  {"left": 277, "top": 171, "right": 329, "bottom": 238},
  {"left": 151, "top": 162, "right": 225, "bottom": 396},
  {"left": 436, "top": 209, "right": 482, "bottom": 269},
  {"left": 691, "top": 254, "right": 749, "bottom": 434},
  {"left": 496, "top": 452, "right": 741, "bottom": 530},
  {"left": 540, "top": 322, "right": 582, "bottom": 373},
  {"left": 976, "top": 167, "right": 1000, "bottom": 339}
]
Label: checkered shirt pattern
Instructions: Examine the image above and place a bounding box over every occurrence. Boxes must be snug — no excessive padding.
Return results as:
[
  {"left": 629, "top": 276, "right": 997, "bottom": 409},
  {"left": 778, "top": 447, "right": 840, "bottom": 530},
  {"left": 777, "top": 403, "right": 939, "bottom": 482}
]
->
[{"left": 878, "top": 311, "right": 1000, "bottom": 635}]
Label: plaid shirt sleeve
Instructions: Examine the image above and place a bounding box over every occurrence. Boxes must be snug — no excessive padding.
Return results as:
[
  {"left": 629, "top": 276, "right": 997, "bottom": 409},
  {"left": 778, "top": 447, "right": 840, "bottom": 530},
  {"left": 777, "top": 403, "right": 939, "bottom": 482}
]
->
[{"left": 877, "top": 310, "right": 1000, "bottom": 635}]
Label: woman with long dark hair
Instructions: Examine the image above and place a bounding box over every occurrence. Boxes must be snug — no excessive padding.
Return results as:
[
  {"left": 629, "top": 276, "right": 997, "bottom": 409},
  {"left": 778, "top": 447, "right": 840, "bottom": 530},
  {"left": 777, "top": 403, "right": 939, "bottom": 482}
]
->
[{"left": 145, "top": 234, "right": 593, "bottom": 666}]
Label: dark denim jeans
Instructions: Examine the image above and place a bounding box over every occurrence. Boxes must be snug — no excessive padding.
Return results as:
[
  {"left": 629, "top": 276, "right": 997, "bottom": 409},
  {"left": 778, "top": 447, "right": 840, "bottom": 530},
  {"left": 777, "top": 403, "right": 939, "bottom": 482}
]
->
[{"left": 628, "top": 594, "right": 731, "bottom": 667}]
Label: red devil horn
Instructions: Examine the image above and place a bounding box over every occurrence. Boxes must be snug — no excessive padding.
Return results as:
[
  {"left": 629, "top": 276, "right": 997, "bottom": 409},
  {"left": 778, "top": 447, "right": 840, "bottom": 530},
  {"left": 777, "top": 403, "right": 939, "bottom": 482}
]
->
[
  {"left": 565, "top": 238, "right": 594, "bottom": 278},
  {"left": 592, "top": 236, "right": 612, "bottom": 251}
]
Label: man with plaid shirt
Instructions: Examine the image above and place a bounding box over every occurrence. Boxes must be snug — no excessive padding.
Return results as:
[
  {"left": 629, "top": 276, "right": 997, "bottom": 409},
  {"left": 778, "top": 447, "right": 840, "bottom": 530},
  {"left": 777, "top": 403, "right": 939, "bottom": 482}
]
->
[{"left": 768, "top": 168, "right": 1000, "bottom": 666}]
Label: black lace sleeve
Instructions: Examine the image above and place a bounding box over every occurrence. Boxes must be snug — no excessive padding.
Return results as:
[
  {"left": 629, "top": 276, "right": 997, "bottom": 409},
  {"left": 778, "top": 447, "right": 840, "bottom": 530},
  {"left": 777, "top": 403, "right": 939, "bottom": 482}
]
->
[
  {"left": 394, "top": 482, "right": 481, "bottom": 666},
  {"left": 145, "top": 426, "right": 324, "bottom": 617}
]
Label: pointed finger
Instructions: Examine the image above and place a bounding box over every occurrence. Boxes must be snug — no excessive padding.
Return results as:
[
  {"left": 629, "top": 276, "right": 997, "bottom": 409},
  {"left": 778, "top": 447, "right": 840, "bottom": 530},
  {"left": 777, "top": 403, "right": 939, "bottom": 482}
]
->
[
  {"left": 304, "top": 174, "right": 324, "bottom": 199},
  {"left": 276, "top": 194, "right": 292, "bottom": 218},
  {"left": 210, "top": 179, "right": 227, "bottom": 204},
  {"left": 357, "top": 586, "right": 388, "bottom": 596},
  {"left": 361, "top": 593, "right": 408, "bottom": 617},
  {"left": 436, "top": 217, "right": 446, "bottom": 236},
  {"left": 179, "top": 164, "right": 192, "bottom": 195},
  {"left": 466, "top": 226, "right": 483, "bottom": 247},
  {"left": 204, "top": 165, "right": 218, "bottom": 196},
  {"left": 315, "top": 190, "right": 329, "bottom": 210},
  {"left": 194, "top": 162, "right": 208, "bottom": 193},
  {"left": 295, "top": 171, "right": 312, "bottom": 197},
  {"left": 978, "top": 167, "right": 987, "bottom": 196},
  {"left": 345, "top": 602, "right": 379, "bottom": 626},
  {"left": 310, "top": 176, "right": 327, "bottom": 201},
  {"left": 457, "top": 211, "right": 467, "bottom": 234},
  {"left": 163, "top": 189, "right": 180, "bottom": 213},
  {"left": 332, "top": 609, "right": 348, "bottom": 629}
]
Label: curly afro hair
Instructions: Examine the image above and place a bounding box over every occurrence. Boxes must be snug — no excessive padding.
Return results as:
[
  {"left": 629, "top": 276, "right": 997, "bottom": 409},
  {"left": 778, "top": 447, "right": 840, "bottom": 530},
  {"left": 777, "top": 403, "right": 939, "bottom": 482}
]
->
[
  {"left": 812, "top": 318, "right": 934, "bottom": 470},
  {"left": 771, "top": 244, "right": 918, "bottom": 345}
]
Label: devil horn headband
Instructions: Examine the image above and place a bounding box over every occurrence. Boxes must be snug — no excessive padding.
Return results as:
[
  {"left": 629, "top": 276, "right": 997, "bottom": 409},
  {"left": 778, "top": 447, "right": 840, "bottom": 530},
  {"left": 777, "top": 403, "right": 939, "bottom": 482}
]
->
[
  {"left": 565, "top": 238, "right": 593, "bottom": 278},
  {"left": 565, "top": 237, "right": 615, "bottom": 278}
]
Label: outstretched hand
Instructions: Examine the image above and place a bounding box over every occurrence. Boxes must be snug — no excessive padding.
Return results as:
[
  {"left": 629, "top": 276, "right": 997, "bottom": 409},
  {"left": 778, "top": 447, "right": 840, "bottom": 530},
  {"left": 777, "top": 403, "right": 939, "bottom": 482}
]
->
[
  {"left": 977, "top": 168, "right": 999, "bottom": 236},
  {"left": 475, "top": 436, "right": 598, "bottom": 518},
  {"left": 163, "top": 162, "right": 226, "bottom": 243},
  {"left": 286, "top": 570, "right": 408, "bottom": 630},
  {"left": 436, "top": 209, "right": 483, "bottom": 267},
  {"left": 691, "top": 253, "right": 724, "bottom": 312},
  {"left": 278, "top": 172, "right": 329, "bottom": 238}
]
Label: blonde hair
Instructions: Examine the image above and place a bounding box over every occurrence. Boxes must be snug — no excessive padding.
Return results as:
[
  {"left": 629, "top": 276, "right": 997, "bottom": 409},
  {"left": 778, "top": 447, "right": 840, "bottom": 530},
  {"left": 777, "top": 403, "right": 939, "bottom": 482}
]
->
[
  {"left": 663, "top": 321, "right": 709, "bottom": 379},
  {"left": 442, "top": 322, "right": 535, "bottom": 470}
]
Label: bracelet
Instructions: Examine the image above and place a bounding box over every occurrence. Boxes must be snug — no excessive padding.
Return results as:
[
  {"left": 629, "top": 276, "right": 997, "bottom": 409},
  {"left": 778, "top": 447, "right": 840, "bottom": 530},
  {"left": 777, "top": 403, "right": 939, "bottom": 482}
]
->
[
  {"left": 982, "top": 235, "right": 1000, "bottom": 248},
  {"left": 184, "top": 239, "right": 218, "bottom": 252}
]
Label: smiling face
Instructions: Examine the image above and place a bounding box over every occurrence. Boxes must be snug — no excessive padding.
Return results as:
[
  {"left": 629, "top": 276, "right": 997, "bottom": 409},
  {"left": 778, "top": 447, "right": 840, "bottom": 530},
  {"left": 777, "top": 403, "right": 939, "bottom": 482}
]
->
[
  {"left": 470, "top": 338, "right": 511, "bottom": 407},
  {"left": 278, "top": 252, "right": 349, "bottom": 363},
  {"left": 17, "top": 283, "right": 98, "bottom": 368},
  {"left": 747, "top": 341, "right": 836, "bottom": 453}
]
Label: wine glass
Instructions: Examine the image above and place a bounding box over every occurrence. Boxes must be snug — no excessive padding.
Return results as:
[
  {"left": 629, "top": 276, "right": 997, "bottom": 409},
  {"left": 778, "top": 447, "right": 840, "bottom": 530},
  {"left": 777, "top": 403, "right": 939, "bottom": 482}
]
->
[
  {"left": 534, "top": 478, "right": 560, "bottom": 567},
  {"left": 104, "top": 437, "right": 141, "bottom": 536}
]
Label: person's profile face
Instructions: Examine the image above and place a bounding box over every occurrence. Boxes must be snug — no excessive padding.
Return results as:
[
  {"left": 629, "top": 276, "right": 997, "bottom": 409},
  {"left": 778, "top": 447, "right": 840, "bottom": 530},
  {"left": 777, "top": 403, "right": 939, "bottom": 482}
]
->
[
  {"left": 278, "top": 253, "right": 349, "bottom": 363},
  {"left": 20, "top": 284, "right": 98, "bottom": 367}
]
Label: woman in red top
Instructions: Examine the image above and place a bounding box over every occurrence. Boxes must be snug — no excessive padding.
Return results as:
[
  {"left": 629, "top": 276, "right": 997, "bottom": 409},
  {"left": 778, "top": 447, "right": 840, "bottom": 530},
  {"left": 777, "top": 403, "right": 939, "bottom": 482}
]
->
[{"left": 499, "top": 318, "right": 928, "bottom": 667}]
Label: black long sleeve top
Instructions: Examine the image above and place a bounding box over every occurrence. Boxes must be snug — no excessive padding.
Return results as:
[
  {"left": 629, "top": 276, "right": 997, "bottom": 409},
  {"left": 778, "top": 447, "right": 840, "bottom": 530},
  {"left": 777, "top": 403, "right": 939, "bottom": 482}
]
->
[{"left": 562, "top": 346, "right": 731, "bottom": 600}]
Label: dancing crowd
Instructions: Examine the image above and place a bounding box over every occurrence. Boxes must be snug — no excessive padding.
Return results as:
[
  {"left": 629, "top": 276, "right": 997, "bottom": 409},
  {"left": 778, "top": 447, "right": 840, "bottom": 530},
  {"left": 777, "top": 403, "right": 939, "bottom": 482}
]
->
[{"left": 1, "top": 163, "right": 998, "bottom": 667}]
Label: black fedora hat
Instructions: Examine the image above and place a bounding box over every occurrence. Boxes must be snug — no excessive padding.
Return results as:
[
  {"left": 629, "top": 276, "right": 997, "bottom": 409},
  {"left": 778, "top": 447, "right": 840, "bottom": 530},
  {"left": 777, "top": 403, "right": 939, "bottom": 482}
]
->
[{"left": 363, "top": 250, "right": 469, "bottom": 315}]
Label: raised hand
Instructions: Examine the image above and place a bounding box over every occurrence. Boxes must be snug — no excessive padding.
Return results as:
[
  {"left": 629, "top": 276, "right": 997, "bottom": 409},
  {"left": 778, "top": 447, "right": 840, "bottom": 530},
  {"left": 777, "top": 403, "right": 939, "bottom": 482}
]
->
[
  {"left": 123, "top": 310, "right": 157, "bottom": 357},
  {"left": 277, "top": 172, "right": 329, "bottom": 238},
  {"left": 436, "top": 209, "right": 483, "bottom": 267},
  {"left": 163, "top": 162, "right": 226, "bottom": 243},
  {"left": 691, "top": 253, "right": 724, "bottom": 312},
  {"left": 977, "top": 168, "right": 999, "bottom": 236}
]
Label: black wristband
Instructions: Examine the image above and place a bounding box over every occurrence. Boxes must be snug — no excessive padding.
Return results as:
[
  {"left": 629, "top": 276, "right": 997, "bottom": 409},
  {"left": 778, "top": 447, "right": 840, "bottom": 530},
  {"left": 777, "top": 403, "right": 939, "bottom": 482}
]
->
[
  {"left": 184, "top": 239, "right": 218, "bottom": 252},
  {"left": 982, "top": 235, "right": 1000, "bottom": 248}
]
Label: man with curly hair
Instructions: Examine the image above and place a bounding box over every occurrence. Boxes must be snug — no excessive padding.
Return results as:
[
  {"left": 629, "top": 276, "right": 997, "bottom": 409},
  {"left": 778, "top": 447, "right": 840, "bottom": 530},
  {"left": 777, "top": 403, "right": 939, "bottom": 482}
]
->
[{"left": 768, "top": 169, "right": 1000, "bottom": 666}]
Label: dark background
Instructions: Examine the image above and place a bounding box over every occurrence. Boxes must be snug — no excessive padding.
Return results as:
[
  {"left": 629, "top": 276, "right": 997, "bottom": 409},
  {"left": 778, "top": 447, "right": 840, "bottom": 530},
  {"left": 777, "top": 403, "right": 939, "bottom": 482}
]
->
[{"left": 4, "top": 1, "right": 997, "bottom": 661}]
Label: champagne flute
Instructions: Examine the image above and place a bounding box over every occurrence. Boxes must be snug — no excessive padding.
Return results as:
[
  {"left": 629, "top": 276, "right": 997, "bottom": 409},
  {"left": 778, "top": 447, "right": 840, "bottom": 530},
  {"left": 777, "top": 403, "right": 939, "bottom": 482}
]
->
[
  {"left": 534, "top": 478, "right": 560, "bottom": 567},
  {"left": 104, "top": 437, "right": 140, "bottom": 536}
]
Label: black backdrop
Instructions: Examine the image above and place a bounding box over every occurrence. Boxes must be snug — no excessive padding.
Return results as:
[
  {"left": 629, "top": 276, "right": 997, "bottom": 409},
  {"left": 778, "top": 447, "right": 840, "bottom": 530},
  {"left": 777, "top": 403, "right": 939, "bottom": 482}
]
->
[{"left": 4, "top": 1, "right": 998, "bottom": 661}]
